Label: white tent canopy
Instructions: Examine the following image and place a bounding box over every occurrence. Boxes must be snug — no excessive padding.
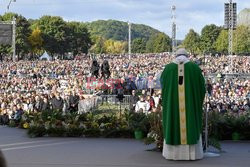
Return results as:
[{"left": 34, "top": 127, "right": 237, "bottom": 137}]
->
[{"left": 39, "top": 52, "right": 52, "bottom": 61}]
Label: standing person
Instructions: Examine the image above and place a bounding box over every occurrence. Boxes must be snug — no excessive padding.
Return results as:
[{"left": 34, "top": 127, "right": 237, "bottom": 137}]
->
[
  {"left": 129, "top": 90, "right": 139, "bottom": 112},
  {"left": 14, "top": 104, "right": 24, "bottom": 122},
  {"left": 160, "top": 48, "right": 206, "bottom": 160},
  {"left": 62, "top": 94, "right": 70, "bottom": 114},
  {"left": 50, "top": 93, "right": 64, "bottom": 111},
  {"left": 146, "top": 95, "right": 155, "bottom": 112},
  {"left": 152, "top": 91, "right": 160, "bottom": 108},
  {"left": 69, "top": 91, "right": 79, "bottom": 112},
  {"left": 135, "top": 96, "right": 150, "bottom": 114},
  {"left": 34, "top": 96, "right": 42, "bottom": 112},
  {"left": 78, "top": 96, "right": 86, "bottom": 114},
  {"left": 0, "top": 109, "right": 9, "bottom": 125},
  {"left": 41, "top": 97, "right": 50, "bottom": 112}
]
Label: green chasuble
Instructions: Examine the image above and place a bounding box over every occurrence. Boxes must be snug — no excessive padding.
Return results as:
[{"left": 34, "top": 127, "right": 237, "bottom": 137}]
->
[{"left": 160, "top": 61, "right": 206, "bottom": 145}]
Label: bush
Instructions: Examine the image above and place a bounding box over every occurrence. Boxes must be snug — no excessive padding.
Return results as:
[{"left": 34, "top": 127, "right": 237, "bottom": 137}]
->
[
  {"left": 66, "top": 126, "right": 85, "bottom": 137},
  {"left": 129, "top": 112, "right": 149, "bottom": 132},
  {"left": 13, "top": 108, "right": 250, "bottom": 146},
  {"left": 47, "top": 127, "right": 66, "bottom": 137},
  {"left": 27, "top": 126, "right": 46, "bottom": 138}
]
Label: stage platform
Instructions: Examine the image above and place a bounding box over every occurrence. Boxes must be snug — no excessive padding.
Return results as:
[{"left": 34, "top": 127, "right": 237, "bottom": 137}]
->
[{"left": 0, "top": 126, "right": 249, "bottom": 167}]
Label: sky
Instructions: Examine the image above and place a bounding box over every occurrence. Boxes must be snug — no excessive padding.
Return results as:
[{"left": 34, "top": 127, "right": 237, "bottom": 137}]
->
[{"left": 0, "top": 0, "right": 249, "bottom": 39}]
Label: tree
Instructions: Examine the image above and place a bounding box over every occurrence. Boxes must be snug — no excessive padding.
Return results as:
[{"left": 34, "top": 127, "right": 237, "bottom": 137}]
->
[
  {"left": 89, "top": 36, "right": 106, "bottom": 54},
  {"left": 200, "top": 24, "right": 222, "bottom": 54},
  {"left": 215, "top": 30, "right": 228, "bottom": 54},
  {"left": 28, "top": 27, "right": 43, "bottom": 56},
  {"left": 233, "top": 25, "right": 250, "bottom": 54},
  {"left": 0, "top": 13, "right": 31, "bottom": 60},
  {"left": 0, "top": 45, "right": 12, "bottom": 61},
  {"left": 36, "top": 16, "right": 68, "bottom": 56},
  {"left": 132, "top": 38, "right": 146, "bottom": 53},
  {"left": 146, "top": 33, "right": 171, "bottom": 53},
  {"left": 66, "top": 22, "right": 92, "bottom": 56},
  {"left": 182, "top": 29, "right": 201, "bottom": 55},
  {"left": 103, "top": 39, "right": 127, "bottom": 54}
]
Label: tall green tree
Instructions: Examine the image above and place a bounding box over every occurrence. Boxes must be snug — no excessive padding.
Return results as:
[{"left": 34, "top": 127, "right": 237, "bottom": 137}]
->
[
  {"left": 89, "top": 36, "right": 106, "bottom": 54},
  {"left": 36, "top": 16, "right": 68, "bottom": 56},
  {"left": 66, "top": 22, "right": 92, "bottom": 56},
  {"left": 0, "top": 45, "right": 12, "bottom": 60},
  {"left": 200, "top": 24, "right": 222, "bottom": 54},
  {"left": 132, "top": 38, "right": 146, "bottom": 53},
  {"left": 182, "top": 29, "right": 201, "bottom": 55},
  {"left": 215, "top": 30, "right": 228, "bottom": 54},
  {"left": 233, "top": 25, "right": 250, "bottom": 54},
  {"left": 146, "top": 33, "right": 171, "bottom": 53}
]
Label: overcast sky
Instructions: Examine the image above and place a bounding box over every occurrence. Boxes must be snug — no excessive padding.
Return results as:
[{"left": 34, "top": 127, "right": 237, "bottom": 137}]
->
[{"left": 0, "top": 0, "right": 249, "bottom": 39}]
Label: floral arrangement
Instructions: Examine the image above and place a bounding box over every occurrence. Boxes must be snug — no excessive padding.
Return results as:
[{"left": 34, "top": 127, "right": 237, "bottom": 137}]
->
[{"left": 16, "top": 110, "right": 142, "bottom": 138}]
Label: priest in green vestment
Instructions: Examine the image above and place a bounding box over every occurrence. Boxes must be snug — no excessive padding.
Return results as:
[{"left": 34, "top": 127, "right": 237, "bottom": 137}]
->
[{"left": 160, "top": 48, "right": 206, "bottom": 160}]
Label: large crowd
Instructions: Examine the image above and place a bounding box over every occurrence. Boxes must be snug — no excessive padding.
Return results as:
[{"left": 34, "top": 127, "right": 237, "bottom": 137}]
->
[{"left": 0, "top": 53, "right": 249, "bottom": 125}]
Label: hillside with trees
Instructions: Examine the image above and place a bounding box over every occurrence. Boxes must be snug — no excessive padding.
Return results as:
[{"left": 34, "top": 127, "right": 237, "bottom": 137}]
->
[
  {"left": 87, "top": 20, "right": 171, "bottom": 54},
  {"left": 86, "top": 20, "right": 161, "bottom": 41}
]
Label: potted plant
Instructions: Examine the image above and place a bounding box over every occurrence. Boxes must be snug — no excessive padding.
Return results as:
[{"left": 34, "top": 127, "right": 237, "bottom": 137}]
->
[
  {"left": 134, "top": 129, "right": 144, "bottom": 140},
  {"left": 231, "top": 114, "right": 248, "bottom": 141},
  {"left": 129, "top": 112, "right": 147, "bottom": 140},
  {"left": 232, "top": 132, "right": 240, "bottom": 141}
]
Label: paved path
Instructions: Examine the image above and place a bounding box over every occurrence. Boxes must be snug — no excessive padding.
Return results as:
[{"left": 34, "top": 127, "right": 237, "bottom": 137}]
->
[{"left": 0, "top": 126, "right": 250, "bottom": 167}]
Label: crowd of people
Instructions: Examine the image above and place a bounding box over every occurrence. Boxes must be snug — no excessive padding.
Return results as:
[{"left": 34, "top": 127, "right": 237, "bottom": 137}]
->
[{"left": 0, "top": 53, "right": 249, "bottom": 125}]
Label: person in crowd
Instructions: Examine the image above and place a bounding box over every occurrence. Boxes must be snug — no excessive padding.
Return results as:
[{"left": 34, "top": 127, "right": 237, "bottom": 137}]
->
[
  {"left": 140, "top": 90, "right": 147, "bottom": 100},
  {"left": 50, "top": 93, "right": 64, "bottom": 111},
  {"left": 152, "top": 91, "right": 160, "bottom": 108},
  {"left": 14, "top": 104, "right": 24, "bottom": 122},
  {"left": 129, "top": 90, "right": 139, "bottom": 112},
  {"left": 146, "top": 95, "right": 155, "bottom": 112},
  {"left": 41, "top": 96, "right": 50, "bottom": 112},
  {"left": 34, "top": 96, "right": 42, "bottom": 112},
  {"left": 135, "top": 96, "right": 150, "bottom": 114},
  {"left": 23, "top": 98, "right": 34, "bottom": 113},
  {"left": 0, "top": 109, "right": 9, "bottom": 125},
  {"left": 0, "top": 53, "right": 248, "bottom": 122},
  {"left": 69, "top": 91, "right": 80, "bottom": 112},
  {"left": 78, "top": 96, "right": 86, "bottom": 114},
  {"left": 62, "top": 93, "right": 70, "bottom": 114},
  {"left": 206, "top": 79, "right": 213, "bottom": 96}
]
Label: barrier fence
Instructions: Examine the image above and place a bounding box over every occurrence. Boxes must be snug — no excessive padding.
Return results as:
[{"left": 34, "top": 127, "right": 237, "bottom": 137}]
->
[
  {"left": 86, "top": 95, "right": 131, "bottom": 110},
  {"left": 74, "top": 95, "right": 132, "bottom": 114},
  {"left": 98, "top": 95, "right": 131, "bottom": 109}
]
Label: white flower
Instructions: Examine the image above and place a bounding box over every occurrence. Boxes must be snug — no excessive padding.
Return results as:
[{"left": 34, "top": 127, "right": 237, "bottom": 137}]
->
[
  {"left": 79, "top": 122, "right": 86, "bottom": 129},
  {"left": 99, "top": 123, "right": 105, "bottom": 128}
]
